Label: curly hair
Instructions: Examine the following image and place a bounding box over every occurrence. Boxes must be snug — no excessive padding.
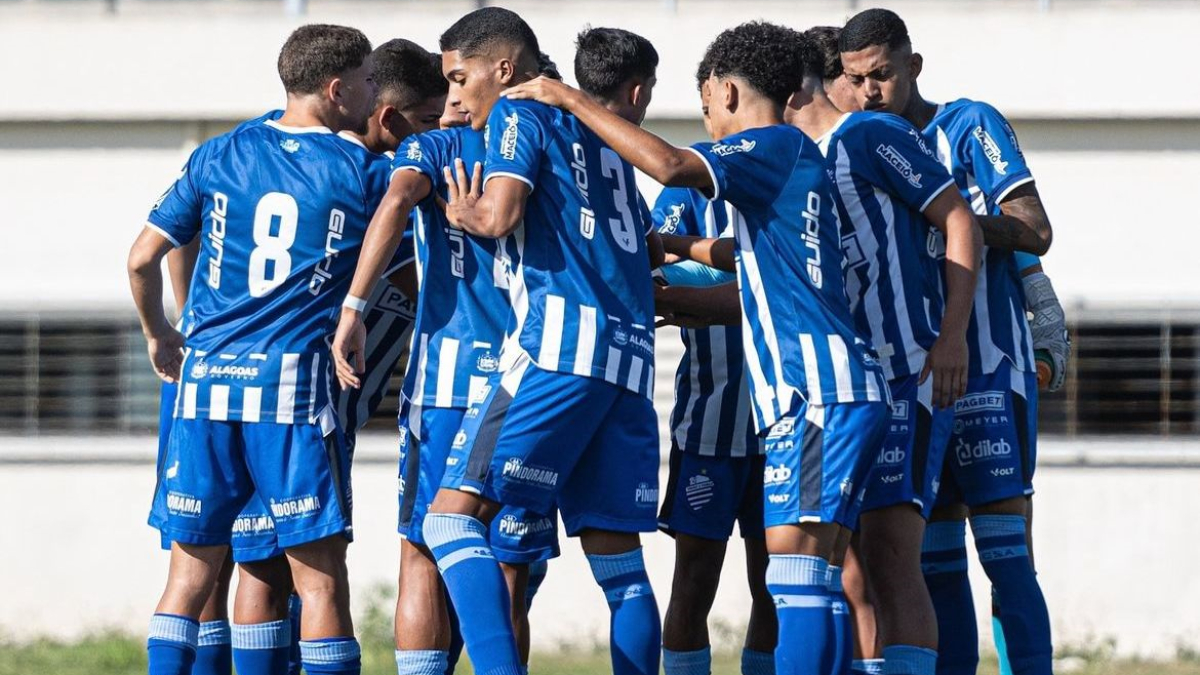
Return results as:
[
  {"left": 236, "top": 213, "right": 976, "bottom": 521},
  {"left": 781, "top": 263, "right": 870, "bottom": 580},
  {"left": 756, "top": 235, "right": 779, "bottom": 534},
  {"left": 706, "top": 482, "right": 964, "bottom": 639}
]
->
[
  {"left": 372, "top": 39, "right": 447, "bottom": 109},
  {"left": 802, "top": 26, "right": 843, "bottom": 81},
  {"left": 840, "top": 8, "right": 911, "bottom": 53},
  {"left": 574, "top": 27, "right": 658, "bottom": 101},
  {"left": 698, "top": 22, "right": 805, "bottom": 106},
  {"left": 537, "top": 51, "right": 563, "bottom": 80}
]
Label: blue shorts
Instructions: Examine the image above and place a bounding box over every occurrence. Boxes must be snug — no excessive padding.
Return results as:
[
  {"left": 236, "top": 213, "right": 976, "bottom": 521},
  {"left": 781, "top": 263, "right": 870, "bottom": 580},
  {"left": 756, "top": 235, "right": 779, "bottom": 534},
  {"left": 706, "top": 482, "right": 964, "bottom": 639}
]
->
[
  {"left": 937, "top": 364, "right": 1038, "bottom": 507},
  {"left": 658, "top": 443, "right": 764, "bottom": 541},
  {"left": 398, "top": 402, "right": 560, "bottom": 564},
  {"left": 859, "top": 376, "right": 955, "bottom": 519},
  {"left": 153, "top": 416, "right": 353, "bottom": 550},
  {"left": 442, "top": 353, "right": 660, "bottom": 537},
  {"left": 150, "top": 383, "right": 290, "bottom": 562},
  {"left": 762, "top": 400, "right": 888, "bottom": 530}
]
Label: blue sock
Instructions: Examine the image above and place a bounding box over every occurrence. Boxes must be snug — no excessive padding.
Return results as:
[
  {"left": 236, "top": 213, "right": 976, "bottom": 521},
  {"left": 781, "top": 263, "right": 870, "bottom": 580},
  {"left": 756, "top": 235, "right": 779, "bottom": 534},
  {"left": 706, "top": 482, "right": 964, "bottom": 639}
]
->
[
  {"left": 741, "top": 648, "right": 775, "bottom": 675},
  {"left": 587, "top": 548, "right": 661, "bottom": 675},
  {"left": 663, "top": 646, "right": 710, "bottom": 675},
  {"left": 882, "top": 645, "right": 936, "bottom": 675},
  {"left": 424, "top": 514, "right": 522, "bottom": 675},
  {"left": 851, "top": 659, "right": 885, "bottom": 675},
  {"left": 396, "top": 649, "right": 449, "bottom": 675},
  {"left": 921, "top": 521, "right": 977, "bottom": 675},
  {"left": 827, "top": 566, "right": 852, "bottom": 675},
  {"left": 195, "top": 620, "right": 231, "bottom": 675},
  {"left": 993, "top": 614, "right": 1013, "bottom": 675},
  {"left": 445, "top": 590, "right": 464, "bottom": 675},
  {"left": 526, "top": 559, "right": 549, "bottom": 610},
  {"left": 147, "top": 613, "right": 199, "bottom": 675},
  {"left": 767, "top": 554, "right": 830, "bottom": 675},
  {"left": 288, "top": 594, "right": 303, "bottom": 675},
  {"left": 971, "top": 516, "right": 1052, "bottom": 675},
  {"left": 232, "top": 620, "right": 292, "bottom": 675},
  {"left": 299, "top": 637, "right": 361, "bottom": 675}
]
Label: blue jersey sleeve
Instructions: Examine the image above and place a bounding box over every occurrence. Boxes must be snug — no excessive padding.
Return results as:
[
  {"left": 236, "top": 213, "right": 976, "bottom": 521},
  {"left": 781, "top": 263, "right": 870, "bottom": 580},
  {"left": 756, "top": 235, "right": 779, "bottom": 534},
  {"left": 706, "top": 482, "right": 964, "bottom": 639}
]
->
[
  {"left": 147, "top": 141, "right": 217, "bottom": 247},
  {"left": 692, "top": 127, "right": 791, "bottom": 210},
  {"left": 482, "top": 98, "right": 547, "bottom": 190},
  {"left": 390, "top": 134, "right": 444, "bottom": 183},
  {"left": 961, "top": 102, "right": 1034, "bottom": 202},
  {"left": 1013, "top": 251, "right": 1041, "bottom": 272},
  {"left": 859, "top": 116, "right": 956, "bottom": 213},
  {"left": 652, "top": 186, "right": 701, "bottom": 236}
]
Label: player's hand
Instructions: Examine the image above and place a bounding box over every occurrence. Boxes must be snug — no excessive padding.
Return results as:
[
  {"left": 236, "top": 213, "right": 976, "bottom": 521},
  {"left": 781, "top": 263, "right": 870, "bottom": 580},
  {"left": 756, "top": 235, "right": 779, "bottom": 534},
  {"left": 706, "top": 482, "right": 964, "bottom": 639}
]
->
[
  {"left": 921, "top": 331, "right": 968, "bottom": 409},
  {"left": 332, "top": 309, "right": 367, "bottom": 390},
  {"left": 1023, "top": 272, "right": 1070, "bottom": 391},
  {"left": 501, "top": 76, "right": 574, "bottom": 109},
  {"left": 442, "top": 158, "right": 483, "bottom": 230},
  {"left": 146, "top": 326, "right": 185, "bottom": 384}
]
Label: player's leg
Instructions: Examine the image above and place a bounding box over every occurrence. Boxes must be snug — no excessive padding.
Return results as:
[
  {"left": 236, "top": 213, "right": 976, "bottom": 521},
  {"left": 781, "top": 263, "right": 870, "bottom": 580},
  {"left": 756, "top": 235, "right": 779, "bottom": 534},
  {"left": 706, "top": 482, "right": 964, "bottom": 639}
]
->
[
  {"left": 555, "top": 386, "right": 662, "bottom": 675},
  {"left": 395, "top": 405, "right": 459, "bottom": 675},
  {"left": 151, "top": 418, "right": 254, "bottom": 675},
  {"left": 195, "top": 554, "right": 235, "bottom": 675},
  {"left": 827, "top": 528, "right": 855, "bottom": 675},
  {"left": 491, "top": 506, "right": 561, "bottom": 669},
  {"left": 841, "top": 538, "right": 883, "bottom": 675},
  {"left": 739, "top": 454, "right": 775, "bottom": 675},
  {"left": 856, "top": 377, "right": 952, "bottom": 675},
  {"left": 231, "top": 555, "right": 295, "bottom": 675},
  {"left": 922, "top": 499, "right": 975, "bottom": 675}
]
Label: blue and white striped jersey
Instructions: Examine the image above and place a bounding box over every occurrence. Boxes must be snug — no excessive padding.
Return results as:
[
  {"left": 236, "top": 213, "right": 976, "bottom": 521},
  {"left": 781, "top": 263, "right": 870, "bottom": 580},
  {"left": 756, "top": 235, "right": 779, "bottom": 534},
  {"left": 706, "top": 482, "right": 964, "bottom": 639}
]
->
[
  {"left": 390, "top": 128, "right": 512, "bottom": 409},
  {"left": 653, "top": 185, "right": 759, "bottom": 457},
  {"left": 149, "top": 118, "right": 392, "bottom": 430},
  {"left": 922, "top": 99, "right": 1036, "bottom": 375},
  {"left": 482, "top": 98, "right": 656, "bottom": 398},
  {"left": 690, "top": 125, "right": 888, "bottom": 431},
  {"left": 817, "top": 112, "right": 957, "bottom": 382}
]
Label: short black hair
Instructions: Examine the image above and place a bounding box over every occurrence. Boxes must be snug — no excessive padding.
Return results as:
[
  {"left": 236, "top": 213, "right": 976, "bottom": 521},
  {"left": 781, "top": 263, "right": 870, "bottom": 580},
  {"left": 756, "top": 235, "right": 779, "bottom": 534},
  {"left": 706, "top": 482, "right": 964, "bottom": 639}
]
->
[
  {"left": 439, "top": 7, "right": 539, "bottom": 60},
  {"left": 372, "top": 39, "right": 448, "bottom": 109},
  {"left": 839, "top": 8, "right": 911, "bottom": 53},
  {"left": 699, "top": 22, "right": 805, "bottom": 106},
  {"left": 573, "top": 27, "right": 659, "bottom": 101},
  {"left": 803, "top": 26, "right": 843, "bottom": 81},
  {"left": 538, "top": 52, "right": 563, "bottom": 81},
  {"left": 278, "top": 24, "right": 372, "bottom": 95}
]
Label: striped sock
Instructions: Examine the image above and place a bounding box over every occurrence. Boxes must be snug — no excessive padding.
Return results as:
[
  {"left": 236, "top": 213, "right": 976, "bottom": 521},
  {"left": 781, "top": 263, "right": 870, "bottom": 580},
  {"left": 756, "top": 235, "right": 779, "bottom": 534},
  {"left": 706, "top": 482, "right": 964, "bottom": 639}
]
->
[
  {"left": 587, "top": 548, "right": 661, "bottom": 675},
  {"left": 767, "top": 554, "right": 830, "bottom": 675},
  {"left": 195, "top": 620, "right": 232, "bottom": 675},
  {"left": 299, "top": 637, "right": 361, "bottom": 675},
  {"left": 232, "top": 619, "right": 292, "bottom": 675},
  {"left": 827, "top": 565, "right": 852, "bottom": 675},
  {"left": 882, "top": 645, "right": 936, "bottom": 675},
  {"left": 663, "top": 646, "right": 710, "bottom": 675},
  {"left": 851, "top": 659, "right": 885, "bottom": 675},
  {"left": 922, "top": 521, "right": 977, "bottom": 675},
  {"left": 147, "top": 613, "right": 199, "bottom": 675},
  {"left": 395, "top": 649, "right": 448, "bottom": 675},
  {"left": 972, "top": 515, "right": 1052, "bottom": 675}
]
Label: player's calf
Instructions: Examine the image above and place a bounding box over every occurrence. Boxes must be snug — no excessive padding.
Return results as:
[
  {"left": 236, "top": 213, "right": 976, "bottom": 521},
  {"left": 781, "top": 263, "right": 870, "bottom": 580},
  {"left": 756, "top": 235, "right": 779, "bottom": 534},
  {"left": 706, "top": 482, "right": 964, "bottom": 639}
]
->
[
  {"left": 285, "top": 536, "right": 360, "bottom": 675},
  {"left": 395, "top": 540, "right": 455, "bottom": 675},
  {"left": 662, "top": 534, "right": 726, "bottom": 675},
  {"left": 232, "top": 557, "right": 295, "bottom": 675},
  {"left": 149, "top": 543, "right": 232, "bottom": 675},
  {"left": 742, "top": 537, "right": 777, "bottom": 675},
  {"left": 921, "top": 507, "right": 976, "bottom": 675},
  {"left": 581, "top": 530, "right": 661, "bottom": 675},
  {"left": 193, "top": 554, "right": 235, "bottom": 675}
]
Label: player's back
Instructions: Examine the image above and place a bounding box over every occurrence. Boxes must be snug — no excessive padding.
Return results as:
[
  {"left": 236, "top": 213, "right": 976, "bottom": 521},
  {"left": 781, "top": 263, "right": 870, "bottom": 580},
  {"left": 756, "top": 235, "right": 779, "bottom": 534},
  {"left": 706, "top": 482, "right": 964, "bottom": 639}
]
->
[
  {"left": 393, "top": 127, "right": 513, "bottom": 408},
  {"left": 151, "top": 118, "right": 389, "bottom": 427},
  {"left": 485, "top": 98, "right": 656, "bottom": 398},
  {"left": 922, "top": 98, "right": 1035, "bottom": 375},
  {"left": 819, "top": 111, "right": 951, "bottom": 381}
]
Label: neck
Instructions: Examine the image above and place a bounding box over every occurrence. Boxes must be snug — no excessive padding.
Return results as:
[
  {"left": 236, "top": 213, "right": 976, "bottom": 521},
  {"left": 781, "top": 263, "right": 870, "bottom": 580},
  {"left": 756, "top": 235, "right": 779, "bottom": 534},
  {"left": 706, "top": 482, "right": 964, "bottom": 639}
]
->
[
  {"left": 791, "top": 90, "right": 845, "bottom": 140},
  {"left": 726, "top": 98, "right": 784, "bottom": 137},
  {"left": 278, "top": 94, "right": 335, "bottom": 130},
  {"left": 900, "top": 84, "right": 938, "bottom": 130}
]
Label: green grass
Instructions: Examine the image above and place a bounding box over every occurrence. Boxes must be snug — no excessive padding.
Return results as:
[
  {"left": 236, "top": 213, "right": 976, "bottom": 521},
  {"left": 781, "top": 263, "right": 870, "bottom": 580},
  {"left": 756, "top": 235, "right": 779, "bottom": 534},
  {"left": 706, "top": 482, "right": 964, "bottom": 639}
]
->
[{"left": 4, "top": 632, "right": 1200, "bottom": 675}]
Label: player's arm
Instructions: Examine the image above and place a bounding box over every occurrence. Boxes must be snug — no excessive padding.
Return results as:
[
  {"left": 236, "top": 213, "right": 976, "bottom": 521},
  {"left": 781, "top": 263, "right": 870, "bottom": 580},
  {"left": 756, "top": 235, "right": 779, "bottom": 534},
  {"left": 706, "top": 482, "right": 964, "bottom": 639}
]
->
[
  {"left": 975, "top": 183, "right": 1053, "bottom": 255},
  {"left": 922, "top": 188, "right": 983, "bottom": 408},
  {"left": 333, "top": 171, "right": 431, "bottom": 390},
  {"left": 658, "top": 234, "right": 736, "bottom": 272},
  {"left": 441, "top": 161, "right": 529, "bottom": 239},
  {"left": 128, "top": 227, "right": 185, "bottom": 383},
  {"left": 502, "top": 77, "right": 714, "bottom": 192},
  {"left": 165, "top": 237, "right": 198, "bottom": 312},
  {"left": 656, "top": 281, "right": 740, "bottom": 327},
  {"left": 1013, "top": 252, "right": 1070, "bottom": 392}
]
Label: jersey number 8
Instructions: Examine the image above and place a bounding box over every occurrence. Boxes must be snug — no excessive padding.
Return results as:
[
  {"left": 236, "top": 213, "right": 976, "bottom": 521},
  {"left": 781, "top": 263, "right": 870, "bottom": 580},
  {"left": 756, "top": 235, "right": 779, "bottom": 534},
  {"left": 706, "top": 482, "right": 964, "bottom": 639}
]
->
[{"left": 248, "top": 192, "right": 298, "bottom": 297}]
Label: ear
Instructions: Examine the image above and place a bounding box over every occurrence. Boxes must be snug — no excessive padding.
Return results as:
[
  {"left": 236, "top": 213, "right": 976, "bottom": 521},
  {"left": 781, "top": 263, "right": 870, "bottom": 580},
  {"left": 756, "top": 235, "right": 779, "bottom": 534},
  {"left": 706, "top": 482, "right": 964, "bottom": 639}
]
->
[
  {"left": 910, "top": 52, "right": 924, "bottom": 80},
  {"left": 497, "top": 58, "right": 517, "bottom": 86},
  {"left": 326, "top": 76, "right": 343, "bottom": 107},
  {"left": 629, "top": 82, "right": 644, "bottom": 108},
  {"left": 377, "top": 105, "right": 399, "bottom": 133},
  {"left": 723, "top": 78, "right": 739, "bottom": 113}
]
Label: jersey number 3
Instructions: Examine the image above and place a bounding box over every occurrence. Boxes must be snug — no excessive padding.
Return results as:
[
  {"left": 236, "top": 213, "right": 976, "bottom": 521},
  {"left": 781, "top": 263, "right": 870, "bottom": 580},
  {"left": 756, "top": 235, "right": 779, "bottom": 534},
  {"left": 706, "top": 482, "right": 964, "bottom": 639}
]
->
[{"left": 600, "top": 148, "right": 640, "bottom": 254}]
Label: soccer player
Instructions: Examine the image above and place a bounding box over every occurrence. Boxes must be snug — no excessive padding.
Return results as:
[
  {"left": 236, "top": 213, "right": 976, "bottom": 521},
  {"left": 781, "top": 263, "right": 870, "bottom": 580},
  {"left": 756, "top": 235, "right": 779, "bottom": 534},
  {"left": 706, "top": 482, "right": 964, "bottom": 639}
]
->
[
  {"left": 396, "top": 9, "right": 663, "bottom": 675},
  {"left": 504, "top": 20, "right": 891, "bottom": 675},
  {"left": 128, "top": 24, "right": 384, "bottom": 675},
  {"left": 840, "top": 9, "right": 1056, "bottom": 675},
  {"left": 788, "top": 26, "right": 984, "bottom": 675}
]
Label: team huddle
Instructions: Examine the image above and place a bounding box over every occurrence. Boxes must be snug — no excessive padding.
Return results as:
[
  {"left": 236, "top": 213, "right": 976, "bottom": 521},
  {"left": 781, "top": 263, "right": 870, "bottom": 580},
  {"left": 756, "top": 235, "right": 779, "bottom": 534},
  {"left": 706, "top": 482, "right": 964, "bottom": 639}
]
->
[{"left": 127, "top": 6, "right": 1070, "bottom": 675}]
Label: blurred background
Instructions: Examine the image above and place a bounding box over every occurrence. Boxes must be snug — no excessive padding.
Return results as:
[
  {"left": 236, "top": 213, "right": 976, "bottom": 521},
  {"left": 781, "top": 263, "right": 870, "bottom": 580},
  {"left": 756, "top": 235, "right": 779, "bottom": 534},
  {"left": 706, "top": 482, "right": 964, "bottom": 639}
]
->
[{"left": 2, "top": 0, "right": 1199, "bottom": 668}]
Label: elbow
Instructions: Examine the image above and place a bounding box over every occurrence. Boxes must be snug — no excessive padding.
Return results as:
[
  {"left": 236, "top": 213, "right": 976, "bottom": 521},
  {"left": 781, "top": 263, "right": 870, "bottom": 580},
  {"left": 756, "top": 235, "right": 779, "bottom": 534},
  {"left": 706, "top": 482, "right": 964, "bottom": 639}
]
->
[
  {"left": 650, "top": 152, "right": 691, "bottom": 186},
  {"left": 127, "top": 245, "right": 156, "bottom": 280},
  {"left": 1034, "top": 225, "right": 1053, "bottom": 256}
]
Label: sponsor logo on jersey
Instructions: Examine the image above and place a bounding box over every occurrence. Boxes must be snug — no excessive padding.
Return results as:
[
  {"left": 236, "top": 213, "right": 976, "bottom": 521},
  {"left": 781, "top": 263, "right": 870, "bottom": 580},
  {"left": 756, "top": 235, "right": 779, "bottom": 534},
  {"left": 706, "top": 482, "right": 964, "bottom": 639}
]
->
[
  {"left": 477, "top": 352, "right": 499, "bottom": 373},
  {"left": 955, "top": 437, "right": 1012, "bottom": 465},
  {"left": 971, "top": 127, "right": 1009, "bottom": 175},
  {"left": 165, "top": 460, "right": 180, "bottom": 480},
  {"left": 768, "top": 493, "right": 789, "bottom": 505},
  {"left": 763, "top": 464, "right": 792, "bottom": 486},
  {"left": 231, "top": 513, "right": 275, "bottom": 535},
  {"left": 269, "top": 495, "right": 322, "bottom": 519},
  {"left": 207, "top": 192, "right": 229, "bottom": 289},
  {"left": 626, "top": 332, "right": 654, "bottom": 356},
  {"left": 876, "top": 144, "right": 923, "bottom": 188},
  {"left": 880, "top": 473, "right": 904, "bottom": 484},
  {"left": 907, "top": 128, "right": 937, "bottom": 158},
  {"left": 310, "top": 208, "right": 347, "bottom": 295},
  {"left": 635, "top": 482, "right": 659, "bottom": 506},
  {"left": 190, "top": 360, "right": 209, "bottom": 379},
  {"left": 500, "top": 112, "right": 520, "bottom": 161},
  {"left": 613, "top": 328, "right": 629, "bottom": 346},
  {"left": 167, "top": 491, "right": 202, "bottom": 517},
  {"left": 451, "top": 429, "right": 469, "bottom": 450},
  {"left": 570, "top": 142, "right": 590, "bottom": 202},
  {"left": 875, "top": 447, "right": 907, "bottom": 465},
  {"left": 955, "top": 391, "right": 1006, "bottom": 415},
  {"left": 711, "top": 138, "right": 756, "bottom": 156},
  {"left": 659, "top": 203, "right": 686, "bottom": 234},
  {"left": 501, "top": 458, "right": 559, "bottom": 487},
  {"left": 280, "top": 139, "right": 301, "bottom": 154},
  {"left": 497, "top": 513, "right": 555, "bottom": 537},
  {"left": 767, "top": 417, "right": 796, "bottom": 439},
  {"left": 406, "top": 139, "right": 423, "bottom": 162},
  {"left": 990, "top": 467, "right": 1016, "bottom": 477},
  {"left": 891, "top": 400, "right": 910, "bottom": 420},
  {"left": 684, "top": 473, "right": 714, "bottom": 510},
  {"left": 800, "top": 191, "right": 824, "bottom": 288},
  {"left": 397, "top": 475, "right": 406, "bottom": 496}
]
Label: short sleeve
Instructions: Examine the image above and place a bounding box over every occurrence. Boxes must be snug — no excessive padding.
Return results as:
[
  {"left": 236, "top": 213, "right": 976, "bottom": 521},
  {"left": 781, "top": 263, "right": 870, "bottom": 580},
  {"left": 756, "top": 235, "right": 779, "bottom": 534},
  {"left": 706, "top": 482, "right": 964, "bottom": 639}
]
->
[
  {"left": 482, "top": 99, "right": 546, "bottom": 190},
  {"left": 390, "top": 134, "right": 441, "bottom": 183},
  {"left": 651, "top": 187, "right": 699, "bottom": 236},
  {"left": 961, "top": 102, "right": 1034, "bottom": 203},
  {"left": 146, "top": 142, "right": 214, "bottom": 247},
  {"left": 1013, "top": 251, "right": 1041, "bottom": 273},
  {"left": 860, "top": 116, "right": 956, "bottom": 213},
  {"left": 691, "top": 127, "right": 792, "bottom": 211}
]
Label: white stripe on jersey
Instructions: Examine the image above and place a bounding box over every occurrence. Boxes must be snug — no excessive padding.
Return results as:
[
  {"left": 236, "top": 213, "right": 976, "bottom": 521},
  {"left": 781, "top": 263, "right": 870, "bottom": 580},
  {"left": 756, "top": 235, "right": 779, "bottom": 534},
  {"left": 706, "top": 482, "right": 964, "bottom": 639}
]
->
[
  {"left": 798, "top": 334, "right": 824, "bottom": 406},
  {"left": 735, "top": 208, "right": 796, "bottom": 414},
  {"left": 435, "top": 338, "right": 460, "bottom": 407},
  {"left": 540, "top": 295, "right": 565, "bottom": 370},
  {"left": 827, "top": 335, "right": 855, "bottom": 403},
  {"left": 307, "top": 354, "right": 320, "bottom": 424},
  {"left": 874, "top": 189, "right": 923, "bottom": 377},
  {"left": 243, "top": 387, "right": 262, "bottom": 422},
  {"left": 183, "top": 383, "right": 198, "bottom": 419},
  {"left": 277, "top": 354, "right": 299, "bottom": 424},
  {"left": 628, "top": 356, "right": 644, "bottom": 393},
  {"left": 573, "top": 305, "right": 597, "bottom": 377},
  {"left": 501, "top": 227, "right": 530, "bottom": 374},
  {"left": 210, "top": 385, "right": 230, "bottom": 421},
  {"left": 696, "top": 329, "right": 727, "bottom": 455},
  {"left": 412, "top": 333, "right": 430, "bottom": 402},
  {"left": 604, "top": 346, "right": 622, "bottom": 385}
]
